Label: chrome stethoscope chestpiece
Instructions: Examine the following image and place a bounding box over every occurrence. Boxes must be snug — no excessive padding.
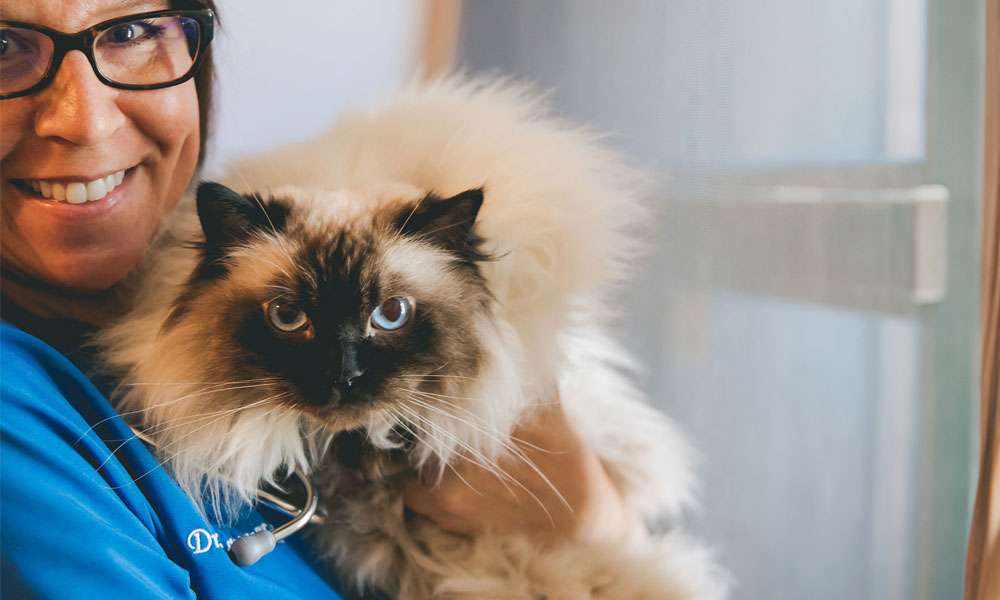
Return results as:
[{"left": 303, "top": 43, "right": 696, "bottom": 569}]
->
[{"left": 227, "top": 469, "right": 320, "bottom": 566}]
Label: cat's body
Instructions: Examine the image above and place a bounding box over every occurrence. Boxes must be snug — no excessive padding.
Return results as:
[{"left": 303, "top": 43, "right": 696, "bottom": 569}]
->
[{"left": 97, "top": 78, "right": 727, "bottom": 599}]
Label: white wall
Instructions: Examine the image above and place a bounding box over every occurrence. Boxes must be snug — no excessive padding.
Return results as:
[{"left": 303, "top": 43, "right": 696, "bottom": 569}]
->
[{"left": 204, "top": 0, "right": 424, "bottom": 176}]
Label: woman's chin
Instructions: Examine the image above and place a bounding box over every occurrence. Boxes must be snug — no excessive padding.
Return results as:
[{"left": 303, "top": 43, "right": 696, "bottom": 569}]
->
[
  {"left": 67, "top": 268, "right": 137, "bottom": 294},
  {"left": 27, "top": 252, "right": 143, "bottom": 294}
]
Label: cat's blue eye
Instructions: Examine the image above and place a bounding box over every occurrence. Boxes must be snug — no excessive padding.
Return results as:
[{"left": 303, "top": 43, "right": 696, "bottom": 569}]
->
[
  {"left": 266, "top": 300, "right": 311, "bottom": 334},
  {"left": 371, "top": 297, "right": 412, "bottom": 331}
]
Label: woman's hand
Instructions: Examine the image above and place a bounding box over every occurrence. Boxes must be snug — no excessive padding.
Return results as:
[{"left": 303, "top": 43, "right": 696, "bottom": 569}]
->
[{"left": 401, "top": 395, "right": 636, "bottom": 542}]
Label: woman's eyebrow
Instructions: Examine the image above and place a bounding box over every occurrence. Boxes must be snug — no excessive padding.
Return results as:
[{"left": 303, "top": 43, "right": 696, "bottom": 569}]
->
[
  {"left": 73, "top": 0, "right": 170, "bottom": 31},
  {"left": 5, "top": 1, "right": 173, "bottom": 32},
  {"left": 89, "top": 0, "right": 172, "bottom": 24}
]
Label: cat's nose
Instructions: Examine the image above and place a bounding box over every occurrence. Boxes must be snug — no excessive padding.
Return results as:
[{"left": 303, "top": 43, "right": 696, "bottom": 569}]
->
[{"left": 337, "top": 341, "right": 366, "bottom": 388}]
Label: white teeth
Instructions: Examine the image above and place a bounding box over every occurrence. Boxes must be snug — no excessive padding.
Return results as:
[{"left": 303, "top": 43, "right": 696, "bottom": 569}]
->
[
  {"left": 24, "top": 170, "right": 126, "bottom": 204},
  {"left": 66, "top": 182, "right": 87, "bottom": 204},
  {"left": 86, "top": 179, "right": 107, "bottom": 202},
  {"left": 26, "top": 169, "right": 126, "bottom": 203}
]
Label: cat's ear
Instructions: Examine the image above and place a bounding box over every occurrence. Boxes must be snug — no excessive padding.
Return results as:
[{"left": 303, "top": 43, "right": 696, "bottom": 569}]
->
[
  {"left": 396, "top": 188, "right": 484, "bottom": 255},
  {"left": 196, "top": 181, "right": 286, "bottom": 249}
]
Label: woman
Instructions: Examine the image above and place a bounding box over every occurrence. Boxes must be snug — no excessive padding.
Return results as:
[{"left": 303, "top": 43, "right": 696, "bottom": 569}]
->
[{"left": 0, "top": 1, "right": 631, "bottom": 598}]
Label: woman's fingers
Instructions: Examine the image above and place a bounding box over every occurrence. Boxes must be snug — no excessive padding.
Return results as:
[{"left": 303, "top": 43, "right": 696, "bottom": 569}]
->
[{"left": 401, "top": 468, "right": 494, "bottom": 534}]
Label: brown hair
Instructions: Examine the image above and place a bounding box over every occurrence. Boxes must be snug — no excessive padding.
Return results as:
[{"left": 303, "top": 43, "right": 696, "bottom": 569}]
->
[{"left": 184, "top": 0, "right": 217, "bottom": 166}]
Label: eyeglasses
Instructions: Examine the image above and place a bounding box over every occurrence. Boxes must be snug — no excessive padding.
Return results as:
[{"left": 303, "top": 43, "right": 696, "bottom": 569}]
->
[{"left": 0, "top": 8, "right": 214, "bottom": 100}]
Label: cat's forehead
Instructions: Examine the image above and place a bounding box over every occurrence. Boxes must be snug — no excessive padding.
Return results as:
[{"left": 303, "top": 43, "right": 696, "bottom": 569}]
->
[
  {"left": 223, "top": 183, "right": 462, "bottom": 301},
  {"left": 269, "top": 182, "right": 426, "bottom": 234}
]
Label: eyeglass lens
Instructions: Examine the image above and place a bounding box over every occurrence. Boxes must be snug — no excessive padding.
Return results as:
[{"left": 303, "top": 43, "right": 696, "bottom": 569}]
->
[
  {"left": 0, "top": 28, "right": 55, "bottom": 95},
  {"left": 0, "top": 15, "right": 202, "bottom": 97}
]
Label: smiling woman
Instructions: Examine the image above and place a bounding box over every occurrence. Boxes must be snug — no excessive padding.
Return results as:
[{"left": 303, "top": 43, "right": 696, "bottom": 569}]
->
[{"left": 0, "top": 1, "right": 341, "bottom": 598}]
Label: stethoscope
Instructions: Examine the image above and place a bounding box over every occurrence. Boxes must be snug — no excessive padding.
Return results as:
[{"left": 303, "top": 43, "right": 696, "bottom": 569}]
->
[{"left": 129, "top": 426, "right": 323, "bottom": 566}]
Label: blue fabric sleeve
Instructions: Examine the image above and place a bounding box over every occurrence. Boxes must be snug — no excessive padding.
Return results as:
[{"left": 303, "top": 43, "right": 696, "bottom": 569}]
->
[{"left": 1, "top": 326, "right": 196, "bottom": 599}]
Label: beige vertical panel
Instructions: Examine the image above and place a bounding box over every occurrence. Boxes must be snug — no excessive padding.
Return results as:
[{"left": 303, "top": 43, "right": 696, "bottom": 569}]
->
[
  {"left": 966, "top": 1, "right": 1000, "bottom": 598},
  {"left": 420, "top": 0, "right": 462, "bottom": 79}
]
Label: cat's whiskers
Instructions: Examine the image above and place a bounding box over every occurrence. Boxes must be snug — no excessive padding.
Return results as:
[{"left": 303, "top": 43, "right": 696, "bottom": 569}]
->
[
  {"left": 401, "top": 388, "right": 558, "bottom": 455},
  {"left": 151, "top": 380, "right": 283, "bottom": 403},
  {"left": 96, "top": 408, "right": 232, "bottom": 474},
  {"left": 417, "top": 391, "right": 565, "bottom": 454},
  {"left": 399, "top": 393, "right": 572, "bottom": 513},
  {"left": 201, "top": 401, "right": 293, "bottom": 474},
  {"left": 394, "top": 402, "right": 553, "bottom": 521},
  {"left": 397, "top": 388, "right": 494, "bottom": 431},
  {"left": 123, "top": 377, "right": 283, "bottom": 387},
  {"left": 158, "top": 393, "right": 290, "bottom": 452},
  {"left": 388, "top": 405, "right": 511, "bottom": 501},
  {"left": 96, "top": 395, "right": 279, "bottom": 477},
  {"left": 134, "top": 382, "right": 284, "bottom": 431},
  {"left": 76, "top": 379, "right": 283, "bottom": 446},
  {"left": 109, "top": 392, "right": 292, "bottom": 490},
  {"left": 141, "top": 395, "right": 278, "bottom": 439},
  {"left": 396, "top": 403, "right": 555, "bottom": 525},
  {"left": 393, "top": 387, "right": 486, "bottom": 405},
  {"left": 389, "top": 374, "right": 478, "bottom": 381},
  {"left": 423, "top": 362, "right": 452, "bottom": 376},
  {"left": 385, "top": 407, "right": 484, "bottom": 497},
  {"left": 396, "top": 388, "right": 555, "bottom": 454}
]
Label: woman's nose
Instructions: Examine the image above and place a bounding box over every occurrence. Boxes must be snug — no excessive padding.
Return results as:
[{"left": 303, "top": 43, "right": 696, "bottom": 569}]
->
[{"left": 33, "top": 51, "right": 127, "bottom": 146}]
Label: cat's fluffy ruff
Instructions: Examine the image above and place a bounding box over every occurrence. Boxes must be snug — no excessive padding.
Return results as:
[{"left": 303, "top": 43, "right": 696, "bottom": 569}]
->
[{"left": 100, "top": 78, "right": 727, "bottom": 598}]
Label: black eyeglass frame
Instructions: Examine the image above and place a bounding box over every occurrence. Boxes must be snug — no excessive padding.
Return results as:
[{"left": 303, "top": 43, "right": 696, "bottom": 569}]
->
[{"left": 0, "top": 8, "right": 215, "bottom": 100}]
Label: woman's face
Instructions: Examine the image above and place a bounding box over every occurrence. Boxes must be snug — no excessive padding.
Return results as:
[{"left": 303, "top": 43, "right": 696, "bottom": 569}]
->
[{"left": 1, "top": 0, "right": 200, "bottom": 292}]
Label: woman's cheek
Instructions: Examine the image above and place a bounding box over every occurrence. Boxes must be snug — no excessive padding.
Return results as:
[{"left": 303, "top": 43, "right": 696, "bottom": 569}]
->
[{"left": 125, "top": 81, "right": 201, "bottom": 216}]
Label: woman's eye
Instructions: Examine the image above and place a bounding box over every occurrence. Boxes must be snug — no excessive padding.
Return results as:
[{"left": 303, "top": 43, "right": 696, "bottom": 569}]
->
[
  {"left": 371, "top": 297, "right": 413, "bottom": 331},
  {"left": 102, "top": 21, "right": 163, "bottom": 46},
  {"left": 0, "top": 29, "right": 35, "bottom": 58},
  {"left": 266, "top": 300, "right": 310, "bottom": 333}
]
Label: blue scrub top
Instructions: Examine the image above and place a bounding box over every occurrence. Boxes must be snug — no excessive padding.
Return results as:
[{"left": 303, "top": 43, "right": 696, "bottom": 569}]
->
[{"left": 0, "top": 323, "right": 344, "bottom": 599}]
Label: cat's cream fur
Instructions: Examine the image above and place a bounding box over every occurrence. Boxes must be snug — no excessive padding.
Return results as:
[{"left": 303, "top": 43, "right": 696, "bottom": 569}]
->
[{"left": 99, "top": 78, "right": 727, "bottom": 599}]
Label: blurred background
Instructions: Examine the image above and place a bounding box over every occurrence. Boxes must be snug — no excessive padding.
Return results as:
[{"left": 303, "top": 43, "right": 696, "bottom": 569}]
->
[{"left": 205, "top": 1, "right": 986, "bottom": 598}]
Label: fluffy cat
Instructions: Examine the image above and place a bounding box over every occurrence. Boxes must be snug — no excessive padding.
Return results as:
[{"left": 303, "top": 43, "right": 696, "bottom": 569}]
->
[{"left": 97, "top": 78, "right": 727, "bottom": 599}]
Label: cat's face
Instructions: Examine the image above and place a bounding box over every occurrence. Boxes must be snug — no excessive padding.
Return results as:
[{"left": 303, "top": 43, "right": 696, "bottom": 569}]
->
[{"left": 165, "top": 181, "right": 495, "bottom": 434}]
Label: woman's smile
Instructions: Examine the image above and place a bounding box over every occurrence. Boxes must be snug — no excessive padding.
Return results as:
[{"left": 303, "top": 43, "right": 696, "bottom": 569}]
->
[
  {"left": 19, "top": 168, "right": 127, "bottom": 204},
  {"left": 4, "top": 166, "right": 139, "bottom": 222}
]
